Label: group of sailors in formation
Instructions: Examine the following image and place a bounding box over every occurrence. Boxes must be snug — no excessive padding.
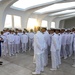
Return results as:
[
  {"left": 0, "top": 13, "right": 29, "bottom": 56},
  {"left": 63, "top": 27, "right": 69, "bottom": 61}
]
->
[
  {"left": 0, "top": 27, "right": 75, "bottom": 74},
  {"left": 0, "top": 29, "right": 34, "bottom": 56}
]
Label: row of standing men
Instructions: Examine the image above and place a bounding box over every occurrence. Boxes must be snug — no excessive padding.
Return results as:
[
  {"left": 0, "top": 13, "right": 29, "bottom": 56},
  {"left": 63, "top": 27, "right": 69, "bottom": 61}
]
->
[
  {"left": 0, "top": 29, "right": 34, "bottom": 56},
  {"left": 32, "top": 27, "right": 75, "bottom": 74},
  {"left": 0, "top": 28, "right": 75, "bottom": 74}
]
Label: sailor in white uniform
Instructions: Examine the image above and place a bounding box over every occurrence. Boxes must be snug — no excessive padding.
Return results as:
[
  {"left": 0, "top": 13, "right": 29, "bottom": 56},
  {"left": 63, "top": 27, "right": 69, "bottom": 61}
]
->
[
  {"left": 55, "top": 29, "right": 61, "bottom": 65},
  {"left": 32, "top": 27, "right": 47, "bottom": 75},
  {"left": 21, "top": 31, "right": 28, "bottom": 52},
  {"left": 42, "top": 28, "right": 50, "bottom": 66},
  {"left": 14, "top": 32, "right": 20, "bottom": 54},
  {"left": 61, "top": 29, "right": 67, "bottom": 59},
  {"left": 7, "top": 30, "right": 15, "bottom": 56},
  {"left": 28, "top": 29, "right": 34, "bottom": 51},
  {"left": 50, "top": 29, "right": 59, "bottom": 71}
]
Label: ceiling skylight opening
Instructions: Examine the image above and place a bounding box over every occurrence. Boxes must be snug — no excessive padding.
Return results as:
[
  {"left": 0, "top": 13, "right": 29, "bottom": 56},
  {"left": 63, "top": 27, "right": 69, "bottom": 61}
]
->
[
  {"left": 35, "top": 2, "right": 75, "bottom": 14},
  {"left": 49, "top": 9, "right": 75, "bottom": 16},
  {"left": 11, "top": 0, "right": 56, "bottom": 11},
  {"left": 59, "top": 13, "right": 75, "bottom": 17}
]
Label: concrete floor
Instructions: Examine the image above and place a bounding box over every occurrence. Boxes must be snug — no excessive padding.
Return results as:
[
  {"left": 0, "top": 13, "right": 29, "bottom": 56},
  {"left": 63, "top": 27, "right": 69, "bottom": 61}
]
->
[{"left": 0, "top": 51, "right": 75, "bottom": 75}]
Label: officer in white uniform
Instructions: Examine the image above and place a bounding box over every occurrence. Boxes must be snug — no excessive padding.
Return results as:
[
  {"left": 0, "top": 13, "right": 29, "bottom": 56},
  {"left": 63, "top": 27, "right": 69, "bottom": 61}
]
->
[
  {"left": 3, "top": 30, "right": 9, "bottom": 54},
  {"left": 18, "top": 30, "right": 23, "bottom": 51},
  {"left": 61, "top": 29, "right": 67, "bottom": 59},
  {"left": 32, "top": 27, "right": 47, "bottom": 75},
  {"left": 28, "top": 29, "right": 34, "bottom": 51},
  {"left": 66, "top": 30, "right": 71, "bottom": 56},
  {"left": 24, "top": 29, "right": 29, "bottom": 50},
  {"left": 42, "top": 28, "right": 50, "bottom": 66},
  {"left": 21, "top": 31, "right": 28, "bottom": 52},
  {"left": 14, "top": 32, "right": 20, "bottom": 54},
  {"left": 55, "top": 29, "right": 61, "bottom": 65},
  {"left": 69, "top": 31, "right": 74, "bottom": 57},
  {"left": 7, "top": 30, "right": 14, "bottom": 56},
  {"left": 50, "top": 29, "right": 59, "bottom": 71}
]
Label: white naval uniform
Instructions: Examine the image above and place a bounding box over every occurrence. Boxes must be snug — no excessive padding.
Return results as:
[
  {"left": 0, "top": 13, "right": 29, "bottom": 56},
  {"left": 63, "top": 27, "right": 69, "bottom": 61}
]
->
[
  {"left": 7, "top": 33, "right": 14, "bottom": 56},
  {"left": 34, "top": 31, "right": 47, "bottom": 74},
  {"left": 26, "top": 32, "right": 29, "bottom": 50},
  {"left": 69, "top": 33, "right": 74, "bottom": 57},
  {"left": 58, "top": 33, "right": 62, "bottom": 65},
  {"left": 18, "top": 32, "right": 23, "bottom": 51},
  {"left": 14, "top": 34, "right": 20, "bottom": 53},
  {"left": 66, "top": 33, "right": 71, "bottom": 56},
  {"left": 3, "top": 32, "right": 9, "bottom": 54},
  {"left": 50, "top": 33, "right": 59, "bottom": 69},
  {"left": 61, "top": 33, "right": 67, "bottom": 59},
  {"left": 44, "top": 31, "right": 50, "bottom": 66},
  {"left": 28, "top": 32, "right": 34, "bottom": 51},
  {"left": 21, "top": 34, "right": 28, "bottom": 52}
]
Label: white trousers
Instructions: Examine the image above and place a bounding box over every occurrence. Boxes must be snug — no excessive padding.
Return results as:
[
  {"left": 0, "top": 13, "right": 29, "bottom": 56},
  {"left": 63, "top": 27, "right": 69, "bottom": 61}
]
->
[
  {"left": 44, "top": 48, "right": 48, "bottom": 66},
  {"left": 69, "top": 43, "right": 73, "bottom": 56},
  {"left": 51, "top": 51, "right": 59, "bottom": 69},
  {"left": 66, "top": 44, "right": 70, "bottom": 56},
  {"left": 5, "top": 40, "right": 8, "bottom": 54},
  {"left": 2, "top": 42, "right": 8, "bottom": 55},
  {"left": 61, "top": 45, "right": 67, "bottom": 58},
  {"left": 14, "top": 44, "right": 20, "bottom": 53},
  {"left": 3, "top": 43, "right": 7, "bottom": 56},
  {"left": 35, "top": 53, "right": 44, "bottom": 74},
  {"left": 57, "top": 50, "right": 61, "bottom": 65},
  {"left": 73, "top": 50, "right": 75, "bottom": 65},
  {"left": 8, "top": 43, "right": 14, "bottom": 56},
  {"left": 22, "top": 43, "right": 27, "bottom": 52},
  {"left": 29, "top": 39, "right": 33, "bottom": 51}
]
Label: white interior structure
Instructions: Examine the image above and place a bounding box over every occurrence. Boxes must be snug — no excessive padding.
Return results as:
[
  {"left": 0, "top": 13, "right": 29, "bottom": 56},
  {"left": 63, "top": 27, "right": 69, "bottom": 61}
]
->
[
  {"left": 11, "top": 0, "right": 56, "bottom": 11},
  {"left": 0, "top": 1, "right": 75, "bottom": 75},
  {"left": 0, "top": 0, "right": 75, "bottom": 31}
]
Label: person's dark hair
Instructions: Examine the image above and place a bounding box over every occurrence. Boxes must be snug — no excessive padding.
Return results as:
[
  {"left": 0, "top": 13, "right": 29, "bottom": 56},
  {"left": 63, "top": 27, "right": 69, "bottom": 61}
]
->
[
  {"left": 24, "top": 28, "right": 29, "bottom": 33},
  {"left": 1, "top": 31, "right": 3, "bottom": 35},
  {"left": 15, "top": 32, "right": 17, "bottom": 35},
  {"left": 30, "top": 29, "right": 33, "bottom": 32},
  {"left": 23, "top": 31, "right": 25, "bottom": 34},
  {"left": 51, "top": 29, "right": 55, "bottom": 32},
  {"left": 9, "top": 30, "right": 12, "bottom": 33},
  {"left": 42, "top": 27, "right": 47, "bottom": 30},
  {"left": 72, "top": 28, "right": 75, "bottom": 31}
]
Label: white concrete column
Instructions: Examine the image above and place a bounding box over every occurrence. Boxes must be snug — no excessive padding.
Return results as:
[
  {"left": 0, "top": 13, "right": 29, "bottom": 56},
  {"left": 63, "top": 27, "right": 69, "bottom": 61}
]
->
[
  {"left": 52, "top": 18, "right": 60, "bottom": 28},
  {"left": 0, "top": 0, "right": 17, "bottom": 31},
  {"left": 21, "top": 16, "right": 28, "bottom": 30},
  {"left": 47, "top": 17, "right": 56, "bottom": 29},
  {"left": 12, "top": 15, "right": 14, "bottom": 29},
  {"left": 0, "top": 11, "right": 4, "bottom": 31},
  {"left": 0, "top": 3, "right": 6, "bottom": 30},
  {"left": 21, "top": 11, "right": 33, "bottom": 30},
  {"left": 37, "top": 14, "right": 48, "bottom": 27}
]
